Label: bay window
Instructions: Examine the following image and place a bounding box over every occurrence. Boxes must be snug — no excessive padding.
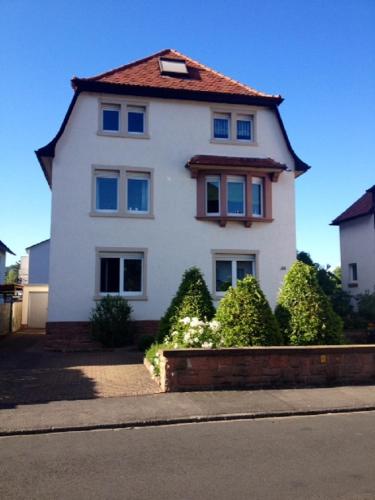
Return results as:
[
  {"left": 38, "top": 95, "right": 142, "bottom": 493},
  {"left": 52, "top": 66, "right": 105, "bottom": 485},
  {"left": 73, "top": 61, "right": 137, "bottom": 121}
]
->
[
  {"left": 227, "top": 176, "right": 245, "bottom": 215},
  {"left": 206, "top": 176, "right": 220, "bottom": 215}
]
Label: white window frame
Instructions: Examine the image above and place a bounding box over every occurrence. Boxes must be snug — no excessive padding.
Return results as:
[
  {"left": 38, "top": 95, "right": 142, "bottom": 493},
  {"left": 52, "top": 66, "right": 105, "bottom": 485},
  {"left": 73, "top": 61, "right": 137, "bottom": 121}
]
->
[
  {"left": 94, "top": 170, "right": 120, "bottom": 213},
  {"left": 213, "top": 112, "right": 231, "bottom": 140},
  {"left": 227, "top": 175, "right": 246, "bottom": 216},
  {"left": 101, "top": 104, "right": 121, "bottom": 133},
  {"left": 236, "top": 114, "right": 253, "bottom": 141},
  {"left": 126, "top": 172, "right": 150, "bottom": 214},
  {"left": 96, "top": 248, "right": 147, "bottom": 300},
  {"left": 212, "top": 251, "right": 257, "bottom": 297},
  {"left": 205, "top": 175, "right": 221, "bottom": 216},
  {"left": 98, "top": 98, "right": 150, "bottom": 139},
  {"left": 211, "top": 107, "right": 256, "bottom": 145},
  {"left": 127, "top": 105, "right": 146, "bottom": 135},
  {"left": 252, "top": 177, "right": 264, "bottom": 217}
]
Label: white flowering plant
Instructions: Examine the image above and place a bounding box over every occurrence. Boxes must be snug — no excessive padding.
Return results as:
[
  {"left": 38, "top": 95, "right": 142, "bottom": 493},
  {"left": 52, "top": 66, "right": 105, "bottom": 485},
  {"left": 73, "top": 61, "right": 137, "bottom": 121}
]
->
[
  {"left": 146, "top": 317, "right": 223, "bottom": 376},
  {"left": 164, "top": 316, "right": 223, "bottom": 349}
]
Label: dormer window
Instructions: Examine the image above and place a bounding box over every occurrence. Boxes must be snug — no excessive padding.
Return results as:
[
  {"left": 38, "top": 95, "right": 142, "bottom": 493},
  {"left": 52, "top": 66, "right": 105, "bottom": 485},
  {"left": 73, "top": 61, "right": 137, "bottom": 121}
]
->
[
  {"left": 159, "top": 58, "right": 188, "bottom": 75},
  {"left": 236, "top": 114, "right": 252, "bottom": 141},
  {"left": 127, "top": 106, "right": 145, "bottom": 134},
  {"left": 213, "top": 113, "right": 231, "bottom": 139}
]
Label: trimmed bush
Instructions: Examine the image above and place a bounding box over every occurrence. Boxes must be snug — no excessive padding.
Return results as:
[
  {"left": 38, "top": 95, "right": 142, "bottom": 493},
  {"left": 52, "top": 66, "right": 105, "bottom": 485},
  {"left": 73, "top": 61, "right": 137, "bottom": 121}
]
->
[
  {"left": 90, "top": 295, "right": 132, "bottom": 347},
  {"left": 158, "top": 267, "right": 215, "bottom": 342},
  {"left": 275, "top": 261, "right": 344, "bottom": 345},
  {"left": 215, "top": 275, "right": 282, "bottom": 346}
]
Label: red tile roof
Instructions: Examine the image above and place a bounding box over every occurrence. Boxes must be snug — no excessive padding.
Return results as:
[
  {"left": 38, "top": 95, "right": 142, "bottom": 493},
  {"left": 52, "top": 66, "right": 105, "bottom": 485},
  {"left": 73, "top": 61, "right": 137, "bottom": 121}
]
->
[
  {"left": 188, "top": 155, "right": 287, "bottom": 169},
  {"left": 331, "top": 186, "right": 375, "bottom": 225},
  {"left": 72, "top": 49, "right": 282, "bottom": 103}
]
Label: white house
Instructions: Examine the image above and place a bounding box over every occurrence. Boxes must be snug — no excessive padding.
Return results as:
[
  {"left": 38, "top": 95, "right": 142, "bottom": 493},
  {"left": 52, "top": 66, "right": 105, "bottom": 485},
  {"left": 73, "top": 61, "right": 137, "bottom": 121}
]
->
[
  {"left": 36, "top": 49, "right": 310, "bottom": 340},
  {"left": 0, "top": 240, "right": 15, "bottom": 285},
  {"left": 331, "top": 185, "right": 375, "bottom": 295}
]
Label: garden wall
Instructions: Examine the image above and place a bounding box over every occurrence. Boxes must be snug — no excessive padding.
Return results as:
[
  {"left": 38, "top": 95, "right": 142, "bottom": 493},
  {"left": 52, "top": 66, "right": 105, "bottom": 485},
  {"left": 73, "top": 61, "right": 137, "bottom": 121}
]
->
[{"left": 159, "top": 346, "right": 375, "bottom": 392}]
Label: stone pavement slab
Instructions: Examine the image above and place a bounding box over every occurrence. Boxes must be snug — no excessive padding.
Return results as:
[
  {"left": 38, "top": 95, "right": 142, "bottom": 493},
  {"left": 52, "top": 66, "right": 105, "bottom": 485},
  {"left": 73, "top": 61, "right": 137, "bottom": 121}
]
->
[{"left": 1, "top": 385, "right": 375, "bottom": 436}]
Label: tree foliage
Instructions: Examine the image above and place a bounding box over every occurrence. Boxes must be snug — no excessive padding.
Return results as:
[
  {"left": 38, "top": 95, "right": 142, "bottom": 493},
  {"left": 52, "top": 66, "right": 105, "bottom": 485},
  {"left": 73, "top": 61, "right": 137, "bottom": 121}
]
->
[
  {"left": 275, "top": 261, "right": 344, "bottom": 345},
  {"left": 215, "top": 275, "right": 282, "bottom": 346},
  {"left": 158, "top": 267, "right": 215, "bottom": 342}
]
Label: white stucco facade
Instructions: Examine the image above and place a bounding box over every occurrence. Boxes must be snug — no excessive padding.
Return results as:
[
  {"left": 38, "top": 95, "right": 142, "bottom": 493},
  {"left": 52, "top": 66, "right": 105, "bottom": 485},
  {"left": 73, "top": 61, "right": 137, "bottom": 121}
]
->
[
  {"left": 340, "top": 215, "right": 375, "bottom": 295},
  {"left": 47, "top": 92, "right": 299, "bottom": 323}
]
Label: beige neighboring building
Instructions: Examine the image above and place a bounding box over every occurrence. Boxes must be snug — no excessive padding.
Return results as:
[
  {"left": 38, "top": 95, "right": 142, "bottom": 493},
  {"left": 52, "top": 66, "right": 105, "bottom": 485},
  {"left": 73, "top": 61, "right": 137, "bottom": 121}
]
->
[
  {"left": 36, "top": 49, "right": 310, "bottom": 340},
  {"left": 0, "top": 241, "right": 15, "bottom": 285},
  {"left": 332, "top": 185, "right": 375, "bottom": 295}
]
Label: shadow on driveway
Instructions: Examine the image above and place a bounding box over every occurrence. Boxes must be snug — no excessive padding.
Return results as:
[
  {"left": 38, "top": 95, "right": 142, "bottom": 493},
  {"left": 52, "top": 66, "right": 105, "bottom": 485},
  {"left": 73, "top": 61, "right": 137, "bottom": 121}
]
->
[{"left": 0, "top": 331, "right": 160, "bottom": 409}]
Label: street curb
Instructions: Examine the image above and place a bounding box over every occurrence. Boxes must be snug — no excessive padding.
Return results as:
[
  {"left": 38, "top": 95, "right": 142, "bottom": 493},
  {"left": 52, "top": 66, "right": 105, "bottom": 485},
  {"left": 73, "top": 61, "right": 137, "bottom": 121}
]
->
[{"left": 1, "top": 405, "right": 375, "bottom": 437}]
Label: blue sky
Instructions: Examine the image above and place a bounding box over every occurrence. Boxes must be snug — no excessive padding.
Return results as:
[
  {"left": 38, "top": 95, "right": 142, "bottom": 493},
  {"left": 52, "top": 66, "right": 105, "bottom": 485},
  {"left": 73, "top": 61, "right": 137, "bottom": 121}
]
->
[{"left": 1, "top": 0, "right": 374, "bottom": 268}]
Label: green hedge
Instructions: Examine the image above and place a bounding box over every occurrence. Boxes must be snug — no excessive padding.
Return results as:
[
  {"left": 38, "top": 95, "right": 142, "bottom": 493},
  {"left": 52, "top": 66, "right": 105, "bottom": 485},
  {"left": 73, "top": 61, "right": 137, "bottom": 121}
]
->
[
  {"left": 215, "top": 275, "right": 282, "bottom": 346},
  {"left": 275, "top": 261, "right": 344, "bottom": 345}
]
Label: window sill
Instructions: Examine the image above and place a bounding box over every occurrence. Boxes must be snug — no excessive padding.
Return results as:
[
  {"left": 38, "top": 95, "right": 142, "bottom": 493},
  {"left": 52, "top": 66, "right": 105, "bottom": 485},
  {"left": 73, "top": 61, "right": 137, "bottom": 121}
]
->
[
  {"left": 90, "top": 211, "right": 154, "bottom": 219},
  {"left": 196, "top": 215, "right": 273, "bottom": 227},
  {"left": 94, "top": 295, "right": 148, "bottom": 301},
  {"left": 348, "top": 282, "right": 358, "bottom": 288},
  {"left": 97, "top": 131, "right": 150, "bottom": 140},
  {"left": 210, "top": 139, "right": 258, "bottom": 147}
]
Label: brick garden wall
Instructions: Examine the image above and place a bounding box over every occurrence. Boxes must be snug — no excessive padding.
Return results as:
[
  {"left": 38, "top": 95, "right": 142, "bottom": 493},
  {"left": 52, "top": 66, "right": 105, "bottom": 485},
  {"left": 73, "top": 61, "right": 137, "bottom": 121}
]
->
[{"left": 159, "top": 346, "right": 375, "bottom": 392}]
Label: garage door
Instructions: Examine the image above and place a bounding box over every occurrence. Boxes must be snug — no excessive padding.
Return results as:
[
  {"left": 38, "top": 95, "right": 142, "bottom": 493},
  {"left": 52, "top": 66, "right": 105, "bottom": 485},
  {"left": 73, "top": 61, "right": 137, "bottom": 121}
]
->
[{"left": 28, "top": 292, "right": 48, "bottom": 328}]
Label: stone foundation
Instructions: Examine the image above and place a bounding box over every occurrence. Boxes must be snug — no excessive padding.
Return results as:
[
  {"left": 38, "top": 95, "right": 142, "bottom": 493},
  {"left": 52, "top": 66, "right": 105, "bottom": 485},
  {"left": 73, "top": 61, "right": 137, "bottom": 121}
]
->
[{"left": 159, "top": 345, "right": 375, "bottom": 392}]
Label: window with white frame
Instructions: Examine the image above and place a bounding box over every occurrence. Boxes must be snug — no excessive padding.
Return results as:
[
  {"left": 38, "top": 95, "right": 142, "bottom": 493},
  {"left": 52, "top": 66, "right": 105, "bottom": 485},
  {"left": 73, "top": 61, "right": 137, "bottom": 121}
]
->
[
  {"left": 349, "top": 263, "right": 358, "bottom": 282},
  {"left": 126, "top": 172, "right": 150, "bottom": 213},
  {"left": 95, "top": 170, "right": 119, "bottom": 212},
  {"left": 206, "top": 176, "right": 220, "bottom": 215},
  {"left": 236, "top": 114, "right": 252, "bottom": 141},
  {"left": 214, "top": 253, "right": 256, "bottom": 294},
  {"left": 127, "top": 105, "right": 145, "bottom": 134},
  {"left": 213, "top": 112, "right": 231, "bottom": 139},
  {"left": 212, "top": 110, "right": 254, "bottom": 143},
  {"left": 101, "top": 104, "right": 120, "bottom": 132},
  {"left": 252, "top": 177, "right": 264, "bottom": 216},
  {"left": 99, "top": 252, "right": 145, "bottom": 297},
  {"left": 92, "top": 167, "right": 153, "bottom": 217},
  {"left": 227, "top": 176, "right": 245, "bottom": 215}
]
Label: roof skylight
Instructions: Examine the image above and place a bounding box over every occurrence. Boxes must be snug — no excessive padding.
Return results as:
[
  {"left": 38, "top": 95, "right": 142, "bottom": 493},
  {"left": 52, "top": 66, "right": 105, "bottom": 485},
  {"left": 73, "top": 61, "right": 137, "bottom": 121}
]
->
[{"left": 159, "top": 58, "right": 188, "bottom": 75}]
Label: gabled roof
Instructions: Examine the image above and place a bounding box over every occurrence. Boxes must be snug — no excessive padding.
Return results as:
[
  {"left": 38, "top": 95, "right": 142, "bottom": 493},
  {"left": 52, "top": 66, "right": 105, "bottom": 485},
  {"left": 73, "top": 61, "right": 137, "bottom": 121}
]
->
[
  {"left": 331, "top": 185, "right": 375, "bottom": 225},
  {"left": 26, "top": 238, "right": 50, "bottom": 251},
  {"left": 71, "top": 49, "right": 283, "bottom": 105},
  {"left": 35, "top": 49, "right": 310, "bottom": 186},
  {"left": 0, "top": 241, "right": 15, "bottom": 255}
]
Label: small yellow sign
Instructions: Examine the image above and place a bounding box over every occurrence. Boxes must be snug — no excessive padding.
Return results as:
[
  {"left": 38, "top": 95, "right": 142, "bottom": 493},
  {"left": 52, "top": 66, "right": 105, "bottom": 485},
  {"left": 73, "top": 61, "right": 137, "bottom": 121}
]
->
[{"left": 320, "top": 354, "right": 327, "bottom": 364}]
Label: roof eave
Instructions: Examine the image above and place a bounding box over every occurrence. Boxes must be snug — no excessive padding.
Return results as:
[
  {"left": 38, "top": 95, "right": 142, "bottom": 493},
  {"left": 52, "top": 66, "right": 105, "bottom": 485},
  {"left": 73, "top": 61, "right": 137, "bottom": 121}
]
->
[
  {"left": 330, "top": 210, "right": 374, "bottom": 226},
  {"left": 71, "top": 79, "right": 283, "bottom": 106}
]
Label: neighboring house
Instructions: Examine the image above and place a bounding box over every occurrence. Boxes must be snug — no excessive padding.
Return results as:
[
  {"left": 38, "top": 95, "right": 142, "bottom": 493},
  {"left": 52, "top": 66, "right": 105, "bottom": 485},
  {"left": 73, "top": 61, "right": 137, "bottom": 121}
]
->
[
  {"left": 36, "top": 49, "right": 310, "bottom": 339},
  {"left": 0, "top": 241, "right": 15, "bottom": 284},
  {"left": 19, "top": 256, "right": 29, "bottom": 285},
  {"left": 331, "top": 185, "right": 375, "bottom": 295},
  {"left": 20, "top": 239, "right": 50, "bottom": 329}
]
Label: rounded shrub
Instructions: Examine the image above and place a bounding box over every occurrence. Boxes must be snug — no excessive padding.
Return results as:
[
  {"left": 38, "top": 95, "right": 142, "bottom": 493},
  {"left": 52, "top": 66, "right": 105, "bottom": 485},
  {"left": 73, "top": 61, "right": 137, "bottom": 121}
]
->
[
  {"left": 158, "top": 267, "right": 215, "bottom": 342},
  {"left": 275, "top": 261, "right": 344, "bottom": 345},
  {"left": 90, "top": 295, "right": 133, "bottom": 347},
  {"left": 215, "top": 275, "right": 282, "bottom": 346}
]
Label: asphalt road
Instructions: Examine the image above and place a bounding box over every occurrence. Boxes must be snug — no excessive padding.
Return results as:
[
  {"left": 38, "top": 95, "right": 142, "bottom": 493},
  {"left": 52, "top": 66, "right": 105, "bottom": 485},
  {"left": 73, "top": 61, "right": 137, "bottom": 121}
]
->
[{"left": 1, "top": 412, "right": 375, "bottom": 499}]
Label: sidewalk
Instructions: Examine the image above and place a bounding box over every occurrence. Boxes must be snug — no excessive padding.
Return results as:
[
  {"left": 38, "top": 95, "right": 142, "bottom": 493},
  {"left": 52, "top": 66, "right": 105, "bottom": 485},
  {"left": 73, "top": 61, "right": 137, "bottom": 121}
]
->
[{"left": 1, "top": 385, "right": 375, "bottom": 436}]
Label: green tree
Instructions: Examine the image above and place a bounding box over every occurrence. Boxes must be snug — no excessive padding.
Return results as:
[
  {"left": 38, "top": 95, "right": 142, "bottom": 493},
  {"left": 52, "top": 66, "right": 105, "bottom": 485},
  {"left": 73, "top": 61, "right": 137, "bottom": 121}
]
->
[
  {"left": 215, "top": 275, "right": 282, "bottom": 346},
  {"left": 5, "top": 261, "right": 20, "bottom": 284},
  {"left": 158, "top": 267, "right": 215, "bottom": 342},
  {"left": 275, "top": 261, "right": 344, "bottom": 345}
]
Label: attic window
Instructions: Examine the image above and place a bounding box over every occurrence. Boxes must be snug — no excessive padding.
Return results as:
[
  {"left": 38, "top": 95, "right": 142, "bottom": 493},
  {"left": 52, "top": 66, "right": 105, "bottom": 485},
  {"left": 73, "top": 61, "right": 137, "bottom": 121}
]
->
[{"left": 159, "top": 58, "right": 188, "bottom": 75}]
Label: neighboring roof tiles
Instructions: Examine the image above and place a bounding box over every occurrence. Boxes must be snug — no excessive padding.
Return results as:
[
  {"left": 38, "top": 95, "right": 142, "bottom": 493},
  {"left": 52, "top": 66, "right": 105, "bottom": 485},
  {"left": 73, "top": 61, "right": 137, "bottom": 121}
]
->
[
  {"left": 71, "top": 49, "right": 283, "bottom": 106},
  {"left": 0, "top": 241, "right": 15, "bottom": 255},
  {"left": 331, "top": 185, "right": 375, "bottom": 225}
]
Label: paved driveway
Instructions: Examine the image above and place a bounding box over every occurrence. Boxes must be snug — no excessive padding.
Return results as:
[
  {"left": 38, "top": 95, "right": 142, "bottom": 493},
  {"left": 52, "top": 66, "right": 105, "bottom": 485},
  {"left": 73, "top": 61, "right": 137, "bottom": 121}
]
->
[{"left": 0, "top": 330, "right": 160, "bottom": 408}]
